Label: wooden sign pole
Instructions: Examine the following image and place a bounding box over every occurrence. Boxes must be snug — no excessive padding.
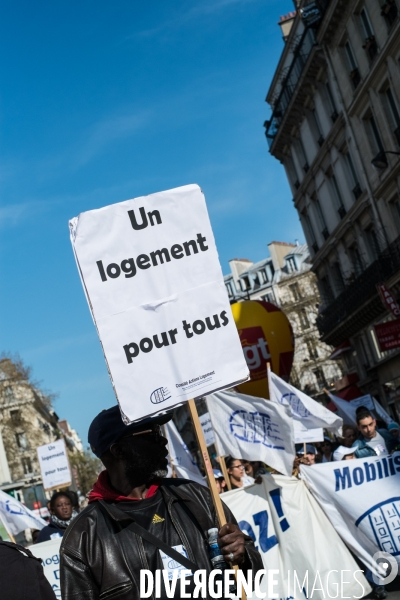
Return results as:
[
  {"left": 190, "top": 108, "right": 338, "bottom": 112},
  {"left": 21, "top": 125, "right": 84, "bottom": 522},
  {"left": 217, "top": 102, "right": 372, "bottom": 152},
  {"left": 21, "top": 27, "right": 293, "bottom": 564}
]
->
[{"left": 187, "top": 399, "right": 246, "bottom": 599}]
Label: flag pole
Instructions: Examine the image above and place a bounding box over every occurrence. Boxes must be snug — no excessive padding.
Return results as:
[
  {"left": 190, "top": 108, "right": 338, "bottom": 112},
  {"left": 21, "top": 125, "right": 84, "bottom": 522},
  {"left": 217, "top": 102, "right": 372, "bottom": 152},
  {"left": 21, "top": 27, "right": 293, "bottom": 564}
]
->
[
  {"left": 0, "top": 513, "right": 16, "bottom": 543},
  {"left": 187, "top": 399, "right": 246, "bottom": 599}
]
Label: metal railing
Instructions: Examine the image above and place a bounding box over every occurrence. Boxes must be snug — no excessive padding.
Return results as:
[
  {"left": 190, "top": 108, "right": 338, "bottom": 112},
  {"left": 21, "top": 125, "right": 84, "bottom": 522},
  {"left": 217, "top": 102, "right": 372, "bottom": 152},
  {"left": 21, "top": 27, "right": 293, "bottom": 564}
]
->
[
  {"left": 316, "top": 233, "right": 400, "bottom": 337},
  {"left": 265, "top": 1, "right": 330, "bottom": 148}
]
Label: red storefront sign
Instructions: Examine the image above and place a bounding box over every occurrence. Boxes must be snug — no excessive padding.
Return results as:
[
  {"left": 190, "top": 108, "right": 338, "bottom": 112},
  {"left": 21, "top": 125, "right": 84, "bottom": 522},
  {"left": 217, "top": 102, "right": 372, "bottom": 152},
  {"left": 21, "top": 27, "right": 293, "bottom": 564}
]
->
[
  {"left": 374, "top": 319, "right": 400, "bottom": 351},
  {"left": 377, "top": 283, "right": 400, "bottom": 317}
]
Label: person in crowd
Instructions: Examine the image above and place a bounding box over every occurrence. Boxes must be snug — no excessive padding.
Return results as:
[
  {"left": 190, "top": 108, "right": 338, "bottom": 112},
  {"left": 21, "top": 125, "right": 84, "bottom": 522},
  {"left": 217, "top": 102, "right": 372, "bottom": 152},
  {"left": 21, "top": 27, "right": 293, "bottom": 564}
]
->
[
  {"left": 250, "top": 461, "right": 267, "bottom": 477},
  {"left": 387, "top": 421, "right": 400, "bottom": 439},
  {"left": 60, "top": 407, "right": 263, "bottom": 600},
  {"left": 0, "top": 540, "right": 56, "bottom": 599},
  {"left": 352, "top": 408, "right": 395, "bottom": 458},
  {"left": 296, "top": 444, "right": 317, "bottom": 465},
  {"left": 209, "top": 468, "right": 226, "bottom": 494},
  {"left": 36, "top": 491, "right": 78, "bottom": 543},
  {"left": 319, "top": 436, "right": 334, "bottom": 462},
  {"left": 341, "top": 424, "right": 357, "bottom": 448},
  {"left": 333, "top": 446, "right": 356, "bottom": 461},
  {"left": 226, "top": 456, "right": 254, "bottom": 488}
]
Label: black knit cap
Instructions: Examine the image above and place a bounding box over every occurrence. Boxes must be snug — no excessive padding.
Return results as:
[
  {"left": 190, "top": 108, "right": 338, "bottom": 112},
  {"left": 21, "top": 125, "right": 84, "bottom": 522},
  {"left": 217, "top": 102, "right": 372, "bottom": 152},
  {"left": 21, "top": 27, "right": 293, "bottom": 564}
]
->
[{"left": 88, "top": 405, "right": 173, "bottom": 458}]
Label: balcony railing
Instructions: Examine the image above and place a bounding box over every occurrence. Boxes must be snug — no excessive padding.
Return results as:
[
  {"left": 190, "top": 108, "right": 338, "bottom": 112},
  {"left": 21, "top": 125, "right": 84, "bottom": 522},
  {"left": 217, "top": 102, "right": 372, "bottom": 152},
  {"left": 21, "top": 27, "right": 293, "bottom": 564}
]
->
[
  {"left": 317, "top": 233, "right": 400, "bottom": 337},
  {"left": 265, "top": 2, "right": 331, "bottom": 149}
]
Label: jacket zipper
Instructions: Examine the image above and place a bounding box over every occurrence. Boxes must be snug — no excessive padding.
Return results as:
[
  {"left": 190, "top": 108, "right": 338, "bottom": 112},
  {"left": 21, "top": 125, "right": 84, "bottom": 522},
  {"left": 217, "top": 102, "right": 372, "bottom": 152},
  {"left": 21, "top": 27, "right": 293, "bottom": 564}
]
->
[{"left": 167, "top": 498, "right": 197, "bottom": 565}]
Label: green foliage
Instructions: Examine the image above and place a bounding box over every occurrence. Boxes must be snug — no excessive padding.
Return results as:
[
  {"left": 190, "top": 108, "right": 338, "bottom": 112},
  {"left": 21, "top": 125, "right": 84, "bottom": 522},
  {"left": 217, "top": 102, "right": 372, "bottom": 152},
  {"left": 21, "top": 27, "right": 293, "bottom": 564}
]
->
[{"left": 70, "top": 449, "right": 102, "bottom": 496}]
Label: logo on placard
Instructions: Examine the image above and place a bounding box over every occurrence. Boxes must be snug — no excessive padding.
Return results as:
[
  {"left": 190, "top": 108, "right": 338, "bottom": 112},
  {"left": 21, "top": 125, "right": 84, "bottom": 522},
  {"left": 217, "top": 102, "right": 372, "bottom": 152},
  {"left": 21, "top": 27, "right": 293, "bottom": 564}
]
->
[
  {"left": 355, "top": 497, "right": 400, "bottom": 557},
  {"left": 280, "top": 392, "right": 311, "bottom": 418},
  {"left": 229, "top": 410, "right": 284, "bottom": 449},
  {"left": 150, "top": 387, "right": 171, "bottom": 404}
]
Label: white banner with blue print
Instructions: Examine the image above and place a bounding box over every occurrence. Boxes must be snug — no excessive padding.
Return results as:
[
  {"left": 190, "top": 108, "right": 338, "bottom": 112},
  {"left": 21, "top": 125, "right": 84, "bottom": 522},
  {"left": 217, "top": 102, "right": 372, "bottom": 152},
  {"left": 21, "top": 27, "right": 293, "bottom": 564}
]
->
[
  {"left": 206, "top": 390, "right": 295, "bottom": 476},
  {"left": 301, "top": 452, "right": 400, "bottom": 577},
  {"left": 269, "top": 370, "right": 343, "bottom": 436},
  {"left": 222, "top": 475, "right": 369, "bottom": 600}
]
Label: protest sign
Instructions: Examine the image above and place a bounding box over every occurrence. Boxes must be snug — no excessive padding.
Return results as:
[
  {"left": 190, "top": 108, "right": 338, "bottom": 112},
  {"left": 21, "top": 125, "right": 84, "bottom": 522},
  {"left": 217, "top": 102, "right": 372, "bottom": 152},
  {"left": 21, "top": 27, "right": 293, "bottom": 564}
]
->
[
  {"left": 70, "top": 184, "right": 248, "bottom": 423},
  {"left": 37, "top": 439, "right": 72, "bottom": 491},
  {"left": 206, "top": 390, "right": 295, "bottom": 476},
  {"left": 300, "top": 453, "right": 400, "bottom": 576},
  {"left": 164, "top": 420, "right": 205, "bottom": 485},
  {"left": 199, "top": 412, "right": 215, "bottom": 447},
  {"left": 0, "top": 489, "right": 46, "bottom": 535},
  {"left": 222, "top": 475, "right": 369, "bottom": 599},
  {"left": 269, "top": 369, "right": 343, "bottom": 435},
  {"left": 293, "top": 420, "right": 323, "bottom": 444},
  {"left": 30, "top": 537, "right": 62, "bottom": 599}
]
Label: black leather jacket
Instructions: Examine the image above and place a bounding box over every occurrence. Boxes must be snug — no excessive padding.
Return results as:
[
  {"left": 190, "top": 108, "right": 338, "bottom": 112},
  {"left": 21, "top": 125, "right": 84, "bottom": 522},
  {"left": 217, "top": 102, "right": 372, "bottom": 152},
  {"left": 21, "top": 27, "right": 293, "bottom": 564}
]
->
[{"left": 60, "top": 478, "right": 263, "bottom": 600}]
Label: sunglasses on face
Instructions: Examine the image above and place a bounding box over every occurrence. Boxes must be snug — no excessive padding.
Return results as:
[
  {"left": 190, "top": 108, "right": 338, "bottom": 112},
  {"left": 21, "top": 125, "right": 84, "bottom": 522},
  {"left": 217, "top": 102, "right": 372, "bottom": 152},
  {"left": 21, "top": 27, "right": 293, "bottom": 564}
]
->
[{"left": 122, "top": 424, "right": 162, "bottom": 443}]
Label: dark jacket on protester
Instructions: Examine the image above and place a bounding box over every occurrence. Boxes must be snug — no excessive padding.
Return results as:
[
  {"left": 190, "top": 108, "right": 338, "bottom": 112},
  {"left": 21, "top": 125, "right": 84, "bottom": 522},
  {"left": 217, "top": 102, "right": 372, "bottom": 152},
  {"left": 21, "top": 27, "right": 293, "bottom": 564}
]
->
[
  {"left": 0, "top": 540, "right": 56, "bottom": 600},
  {"left": 36, "top": 521, "right": 65, "bottom": 543},
  {"left": 60, "top": 477, "right": 263, "bottom": 600}
]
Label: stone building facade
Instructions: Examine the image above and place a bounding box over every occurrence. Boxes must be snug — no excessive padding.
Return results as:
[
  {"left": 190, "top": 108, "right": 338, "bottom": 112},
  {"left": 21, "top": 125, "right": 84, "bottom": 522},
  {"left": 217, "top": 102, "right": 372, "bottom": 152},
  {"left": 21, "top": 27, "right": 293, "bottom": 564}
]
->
[
  {"left": 265, "top": 0, "right": 400, "bottom": 420},
  {"left": 224, "top": 241, "right": 342, "bottom": 399}
]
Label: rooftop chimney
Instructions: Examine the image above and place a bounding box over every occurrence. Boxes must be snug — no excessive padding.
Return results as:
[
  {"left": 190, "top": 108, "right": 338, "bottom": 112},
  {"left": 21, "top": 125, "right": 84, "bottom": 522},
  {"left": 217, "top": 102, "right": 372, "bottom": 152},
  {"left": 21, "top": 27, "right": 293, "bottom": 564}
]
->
[{"left": 278, "top": 11, "right": 296, "bottom": 41}]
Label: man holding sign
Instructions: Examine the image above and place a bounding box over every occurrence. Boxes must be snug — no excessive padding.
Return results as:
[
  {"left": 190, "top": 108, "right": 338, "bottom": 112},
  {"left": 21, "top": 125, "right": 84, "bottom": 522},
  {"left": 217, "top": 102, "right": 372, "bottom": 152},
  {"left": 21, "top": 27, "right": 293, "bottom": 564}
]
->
[{"left": 60, "top": 406, "right": 263, "bottom": 600}]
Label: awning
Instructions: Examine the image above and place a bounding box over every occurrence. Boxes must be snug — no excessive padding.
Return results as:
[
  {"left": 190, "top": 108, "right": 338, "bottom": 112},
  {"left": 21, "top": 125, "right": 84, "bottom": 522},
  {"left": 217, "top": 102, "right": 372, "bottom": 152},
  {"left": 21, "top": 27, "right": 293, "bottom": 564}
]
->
[{"left": 328, "top": 340, "right": 352, "bottom": 360}]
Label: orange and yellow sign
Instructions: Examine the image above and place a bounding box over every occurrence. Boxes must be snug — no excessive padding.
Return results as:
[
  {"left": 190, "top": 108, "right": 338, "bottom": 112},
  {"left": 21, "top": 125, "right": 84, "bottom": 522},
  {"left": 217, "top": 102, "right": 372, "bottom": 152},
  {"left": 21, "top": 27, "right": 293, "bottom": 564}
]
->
[{"left": 231, "top": 300, "right": 294, "bottom": 399}]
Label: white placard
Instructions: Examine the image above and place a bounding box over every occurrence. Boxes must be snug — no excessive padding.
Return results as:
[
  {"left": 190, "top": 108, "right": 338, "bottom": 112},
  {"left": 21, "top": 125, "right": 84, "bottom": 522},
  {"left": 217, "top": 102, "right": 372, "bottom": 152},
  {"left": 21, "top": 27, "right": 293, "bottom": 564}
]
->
[
  {"left": 199, "top": 412, "right": 215, "bottom": 447},
  {"left": 29, "top": 538, "right": 62, "bottom": 599},
  {"left": 293, "top": 420, "right": 324, "bottom": 443},
  {"left": 37, "top": 439, "right": 71, "bottom": 491},
  {"left": 70, "top": 184, "right": 249, "bottom": 423}
]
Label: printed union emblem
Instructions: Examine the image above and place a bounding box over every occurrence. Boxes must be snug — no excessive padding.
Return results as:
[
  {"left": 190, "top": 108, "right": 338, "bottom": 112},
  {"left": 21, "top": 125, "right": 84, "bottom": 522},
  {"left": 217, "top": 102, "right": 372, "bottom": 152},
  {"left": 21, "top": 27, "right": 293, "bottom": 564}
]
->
[
  {"left": 229, "top": 409, "right": 284, "bottom": 449},
  {"left": 280, "top": 392, "right": 311, "bottom": 418},
  {"left": 356, "top": 497, "right": 400, "bottom": 556},
  {"left": 150, "top": 387, "right": 171, "bottom": 404}
]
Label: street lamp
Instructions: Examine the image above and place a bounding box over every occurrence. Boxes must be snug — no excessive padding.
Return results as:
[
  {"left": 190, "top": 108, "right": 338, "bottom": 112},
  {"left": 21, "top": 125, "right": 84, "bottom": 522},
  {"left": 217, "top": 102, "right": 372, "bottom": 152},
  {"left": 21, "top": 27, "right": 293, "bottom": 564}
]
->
[{"left": 371, "top": 149, "right": 400, "bottom": 169}]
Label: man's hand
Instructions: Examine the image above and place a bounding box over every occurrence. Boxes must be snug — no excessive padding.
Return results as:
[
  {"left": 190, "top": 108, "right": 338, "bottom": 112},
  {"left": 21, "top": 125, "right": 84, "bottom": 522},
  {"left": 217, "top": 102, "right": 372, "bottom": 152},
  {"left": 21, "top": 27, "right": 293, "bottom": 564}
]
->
[{"left": 218, "top": 523, "right": 246, "bottom": 565}]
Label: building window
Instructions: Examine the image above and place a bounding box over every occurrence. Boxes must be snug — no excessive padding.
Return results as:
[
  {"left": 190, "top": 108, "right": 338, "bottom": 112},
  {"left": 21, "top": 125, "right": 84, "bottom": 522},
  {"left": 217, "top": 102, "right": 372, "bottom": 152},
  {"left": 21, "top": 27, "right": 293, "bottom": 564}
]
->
[
  {"left": 302, "top": 210, "right": 318, "bottom": 253},
  {"left": 364, "top": 114, "right": 384, "bottom": 156},
  {"left": 325, "top": 82, "right": 338, "bottom": 122},
  {"left": 313, "top": 367, "right": 326, "bottom": 388},
  {"left": 260, "top": 269, "right": 268, "bottom": 284},
  {"left": 344, "top": 42, "right": 361, "bottom": 88},
  {"left": 349, "top": 245, "right": 364, "bottom": 276},
  {"left": 331, "top": 261, "right": 345, "bottom": 294},
  {"left": 381, "top": 0, "right": 398, "bottom": 26},
  {"left": 329, "top": 173, "right": 346, "bottom": 218},
  {"left": 297, "top": 137, "right": 309, "bottom": 173},
  {"left": 10, "top": 409, "right": 21, "bottom": 422},
  {"left": 21, "top": 457, "right": 33, "bottom": 476},
  {"left": 381, "top": 87, "right": 400, "bottom": 146},
  {"left": 299, "top": 308, "right": 310, "bottom": 330},
  {"left": 15, "top": 432, "right": 29, "bottom": 450},
  {"left": 262, "top": 292, "right": 275, "bottom": 304},
  {"left": 344, "top": 151, "right": 362, "bottom": 199},
  {"left": 360, "top": 9, "right": 378, "bottom": 61},
  {"left": 312, "top": 196, "right": 329, "bottom": 240},
  {"left": 3, "top": 386, "right": 14, "bottom": 403},
  {"left": 365, "top": 227, "right": 382, "bottom": 260},
  {"left": 290, "top": 282, "right": 302, "bottom": 301},
  {"left": 388, "top": 195, "right": 400, "bottom": 230},
  {"left": 311, "top": 108, "right": 324, "bottom": 146},
  {"left": 287, "top": 256, "right": 298, "bottom": 273},
  {"left": 319, "top": 275, "right": 334, "bottom": 304},
  {"left": 306, "top": 339, "right": 319, "bottom": 360},
  {"left": 226, "top": 282, "right": 233, "bottom": 297},
  {"left": 285, "top": 155, "right": 300, "bottom": 190},
  {"left": 240, "top": 276, "right": 250, "bottom": 291}
]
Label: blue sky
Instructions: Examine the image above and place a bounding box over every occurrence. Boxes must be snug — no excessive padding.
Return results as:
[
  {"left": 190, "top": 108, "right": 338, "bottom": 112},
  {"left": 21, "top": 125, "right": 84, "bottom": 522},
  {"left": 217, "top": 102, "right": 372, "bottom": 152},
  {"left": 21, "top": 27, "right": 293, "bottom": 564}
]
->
[{"left": 1, "top": 0, "right": 302, "bottom": 444}]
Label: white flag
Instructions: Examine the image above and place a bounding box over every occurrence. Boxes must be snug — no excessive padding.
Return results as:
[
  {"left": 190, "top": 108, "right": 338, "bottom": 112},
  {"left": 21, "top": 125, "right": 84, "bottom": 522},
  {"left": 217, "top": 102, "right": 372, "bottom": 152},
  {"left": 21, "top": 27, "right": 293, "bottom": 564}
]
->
[
  {"left": 164, "top": 421, "right": 205, "bottom": 486},
  {"left": 206, "top": 390, "right": 295, "bottom": 476},
  {"left": 328, "top": 393, "right": 394, "bottom": 428},
  {"left": 0, "top": 489, "right": 46, "bottom": 535},
  {"left": 269, "top": 370, "right": 342, "bottom": 436}
]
